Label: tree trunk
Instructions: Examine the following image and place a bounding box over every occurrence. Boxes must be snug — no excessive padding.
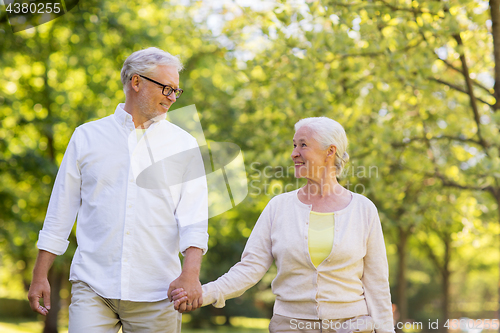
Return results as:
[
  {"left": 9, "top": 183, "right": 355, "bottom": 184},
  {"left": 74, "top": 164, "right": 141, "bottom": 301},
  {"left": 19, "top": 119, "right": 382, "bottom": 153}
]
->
[
  {"left": 442, "top": 269, "right": 449, "bottom": 333},
  {"left": 43, "top": 266, "right": 64, "bottom": 333},
  {"left": 496, "top": 191, "right": 500, "bottom": 325},
  {"left": 423, "top": 229, "right": 452, "bottom": 333},
  {"left": 489, "top": 0, "right": 500, "bottom": 111},
  {"left": 396, "top": 226, "right": 408, "bottom": 332},
  {"left": 441, "top": 235, "right": 451, "bottom": 333}
]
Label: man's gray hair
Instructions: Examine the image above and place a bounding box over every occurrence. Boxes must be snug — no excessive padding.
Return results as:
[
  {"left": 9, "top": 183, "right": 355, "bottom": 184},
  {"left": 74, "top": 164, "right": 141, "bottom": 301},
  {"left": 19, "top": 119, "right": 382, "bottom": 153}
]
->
[
  {"left": 121, "top": 47, "right": 183, "bottom": 93},
  {"left": 294, "top": 117, "right": 350, "bottom": 177}
]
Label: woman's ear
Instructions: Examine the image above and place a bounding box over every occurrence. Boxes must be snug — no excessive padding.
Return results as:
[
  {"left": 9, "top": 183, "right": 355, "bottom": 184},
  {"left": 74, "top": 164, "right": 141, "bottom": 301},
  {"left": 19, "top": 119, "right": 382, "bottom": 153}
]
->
[{"left": 327, "top": 145, "right": 337, "bottom": 158}]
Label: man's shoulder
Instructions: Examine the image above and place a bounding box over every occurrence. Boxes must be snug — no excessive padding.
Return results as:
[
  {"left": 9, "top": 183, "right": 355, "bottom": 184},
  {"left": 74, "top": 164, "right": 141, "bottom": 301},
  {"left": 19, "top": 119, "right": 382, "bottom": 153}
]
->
[
  {"left": 158, "top": 120, "right": 198, "bottom": 144},
  {"left": 75, "top": 115, "right": 114, "bottom": 132}
]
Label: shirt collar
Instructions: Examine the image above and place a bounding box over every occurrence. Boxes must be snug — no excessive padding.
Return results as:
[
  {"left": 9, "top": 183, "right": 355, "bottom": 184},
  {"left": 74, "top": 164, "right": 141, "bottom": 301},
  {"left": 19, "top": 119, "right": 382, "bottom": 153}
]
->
[{"left": 113, "top": 103, "right": 167, "bottom": 129}]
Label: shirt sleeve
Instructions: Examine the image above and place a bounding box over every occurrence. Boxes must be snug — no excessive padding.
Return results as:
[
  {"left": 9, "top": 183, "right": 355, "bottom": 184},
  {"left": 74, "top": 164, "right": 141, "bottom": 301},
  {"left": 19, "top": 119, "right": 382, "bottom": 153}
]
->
[
  {"left": 201, "top": 201, "right": 274, "bottom": 308},
  {"left": 37, "top": 128, "right": 82, "bottom": 255},
  {"left": 176, "top": 142, "right": 209, "bottom": 255},
  {"left": 361, "top": 209, "right": 395, "bottom": 333}
]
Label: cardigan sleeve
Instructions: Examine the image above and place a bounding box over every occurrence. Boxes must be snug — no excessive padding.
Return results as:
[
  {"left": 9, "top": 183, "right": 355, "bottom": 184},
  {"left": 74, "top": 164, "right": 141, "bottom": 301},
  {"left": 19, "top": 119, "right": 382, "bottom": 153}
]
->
[
  {"left": 361, "top": 209, "right": 395, "bottom": 333},
  {"left": 202, "top": 200, "right": 275, "bottom": 307}
]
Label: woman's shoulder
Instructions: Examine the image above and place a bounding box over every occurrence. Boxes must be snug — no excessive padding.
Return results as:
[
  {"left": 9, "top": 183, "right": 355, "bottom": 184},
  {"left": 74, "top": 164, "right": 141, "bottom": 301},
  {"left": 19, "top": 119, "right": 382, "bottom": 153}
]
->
[
  {"left": 350, "top": 192, "right": 379, "bottom": 215},
  {"left": 261, "top": 189, "right": 301, "bottom": 214},
  {"left": 269, "top": 189, "right": 300, "bottom": 204}
]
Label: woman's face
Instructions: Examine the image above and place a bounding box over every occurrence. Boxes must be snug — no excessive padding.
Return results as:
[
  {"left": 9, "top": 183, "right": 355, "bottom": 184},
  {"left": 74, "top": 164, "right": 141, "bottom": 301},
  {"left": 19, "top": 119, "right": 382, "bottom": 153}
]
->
[{"left": 291, "top": 126, "right": 332, "bottom": 179}]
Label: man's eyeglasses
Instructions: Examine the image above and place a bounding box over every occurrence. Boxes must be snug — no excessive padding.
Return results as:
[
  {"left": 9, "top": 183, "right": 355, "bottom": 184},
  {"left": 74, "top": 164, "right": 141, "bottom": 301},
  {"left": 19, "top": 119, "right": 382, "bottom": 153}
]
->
[{"left": 131, "top": 74, "right": 183, "bottom": 99}]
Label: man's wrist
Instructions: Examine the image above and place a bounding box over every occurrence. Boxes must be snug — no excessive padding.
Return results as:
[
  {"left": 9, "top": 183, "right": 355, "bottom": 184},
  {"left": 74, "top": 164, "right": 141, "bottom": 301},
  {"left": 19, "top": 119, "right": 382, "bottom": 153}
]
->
[
  {"left": 182, "top": 247, "right": 203, "bottom": 276},
  {"left": 184, "top": 246, "right": 203, "bottom": 254},
  {"left": 179, "top": 268, "right": 201, "bottom": 278},
  {"left": 31, "top": 274, "right": 49, "bottom": 283}
]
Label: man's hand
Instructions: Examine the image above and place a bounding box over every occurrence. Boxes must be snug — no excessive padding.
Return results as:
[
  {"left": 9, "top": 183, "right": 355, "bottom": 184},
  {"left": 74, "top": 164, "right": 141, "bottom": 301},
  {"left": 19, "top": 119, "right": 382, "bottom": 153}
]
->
[
  {"left": 28, "top": 250, "right": 57, "bottom": 316},
  {"left": 168, "top": 276, "right": 202, "bottom": 313},
  {"left": 168, "top": 246, "right": 203, "bottom": 313},
  {"left": 28, "top": 278, "right": 51, "bottom": 316}
]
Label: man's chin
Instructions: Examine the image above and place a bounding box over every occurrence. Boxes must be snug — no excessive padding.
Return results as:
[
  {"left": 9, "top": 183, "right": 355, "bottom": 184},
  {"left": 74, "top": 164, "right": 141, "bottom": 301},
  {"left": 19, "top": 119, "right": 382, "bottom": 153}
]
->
[
  {"left": 150, "top": 112, "right": 167, "bottom": 122},
  {"left": 136, "top": 109, "right": 166, "bottom": 126}
]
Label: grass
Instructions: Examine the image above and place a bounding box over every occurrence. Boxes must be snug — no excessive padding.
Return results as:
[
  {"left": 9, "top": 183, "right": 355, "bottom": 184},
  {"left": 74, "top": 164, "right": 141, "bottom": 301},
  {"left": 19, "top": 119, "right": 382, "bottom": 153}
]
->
[
  {"left": 0, "top": 317, "right": 268, "bottom": 333},
  {"left": 0, "top": 317, "right": 50, "bottom": 333}
]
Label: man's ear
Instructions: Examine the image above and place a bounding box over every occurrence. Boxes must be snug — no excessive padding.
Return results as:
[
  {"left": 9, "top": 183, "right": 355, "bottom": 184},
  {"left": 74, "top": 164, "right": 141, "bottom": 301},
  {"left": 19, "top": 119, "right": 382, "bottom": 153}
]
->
[{"left": 130, "top": 75, "right": 140, "bottom": 93}]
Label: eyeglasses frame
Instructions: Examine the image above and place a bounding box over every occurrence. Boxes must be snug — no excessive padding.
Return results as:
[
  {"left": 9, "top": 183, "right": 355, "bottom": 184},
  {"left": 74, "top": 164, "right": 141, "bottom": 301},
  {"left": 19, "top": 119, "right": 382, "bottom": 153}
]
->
[{"left": 130, "top": 74, "right": 183, "bottom": 98}]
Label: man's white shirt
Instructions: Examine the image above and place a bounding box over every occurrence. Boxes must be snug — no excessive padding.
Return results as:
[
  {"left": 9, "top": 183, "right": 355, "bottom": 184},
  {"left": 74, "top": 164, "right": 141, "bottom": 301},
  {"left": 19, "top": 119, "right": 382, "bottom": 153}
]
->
[{"left": 37, "top": 104, "right": 209, "bottom": 302}]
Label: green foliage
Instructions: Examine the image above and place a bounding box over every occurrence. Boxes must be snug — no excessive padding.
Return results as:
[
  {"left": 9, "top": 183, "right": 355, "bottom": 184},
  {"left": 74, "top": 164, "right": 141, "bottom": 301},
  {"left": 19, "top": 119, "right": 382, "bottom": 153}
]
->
[{"left": 0, "top": 0, "right": 499, "bottom": 329}]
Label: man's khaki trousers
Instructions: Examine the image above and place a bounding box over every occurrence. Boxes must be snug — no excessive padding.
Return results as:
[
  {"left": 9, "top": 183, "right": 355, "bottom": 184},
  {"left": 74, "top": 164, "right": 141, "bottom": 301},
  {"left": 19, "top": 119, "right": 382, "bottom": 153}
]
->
[{"left": 69, "top": 281, "right": 181, "bottom": 333}]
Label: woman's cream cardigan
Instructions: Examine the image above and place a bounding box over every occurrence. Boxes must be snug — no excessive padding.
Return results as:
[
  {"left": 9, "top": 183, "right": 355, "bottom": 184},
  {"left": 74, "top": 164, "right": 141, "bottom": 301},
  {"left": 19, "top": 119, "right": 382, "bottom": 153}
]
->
[{"left": 202, "top": 189, "right": 395, "bottom": 333}]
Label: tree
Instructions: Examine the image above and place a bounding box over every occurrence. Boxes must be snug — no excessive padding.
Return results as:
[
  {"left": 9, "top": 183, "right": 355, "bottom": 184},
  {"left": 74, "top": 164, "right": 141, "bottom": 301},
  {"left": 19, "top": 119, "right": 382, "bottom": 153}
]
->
[
  {"left": 0, "top": 0, "right": 244, "bottom": 330},
  {"left": 1, "top": 0, "right": 499, "bottom": 330},
  {"left": 204, "top": 0, "right": 499, "bottom": 323}
]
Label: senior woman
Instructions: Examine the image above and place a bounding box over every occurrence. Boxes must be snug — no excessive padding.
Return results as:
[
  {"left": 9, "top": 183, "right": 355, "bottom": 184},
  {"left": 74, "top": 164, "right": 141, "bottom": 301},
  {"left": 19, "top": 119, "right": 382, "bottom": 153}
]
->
[{"left": 171, "top": 117, "right": 394, "bottom": 333}]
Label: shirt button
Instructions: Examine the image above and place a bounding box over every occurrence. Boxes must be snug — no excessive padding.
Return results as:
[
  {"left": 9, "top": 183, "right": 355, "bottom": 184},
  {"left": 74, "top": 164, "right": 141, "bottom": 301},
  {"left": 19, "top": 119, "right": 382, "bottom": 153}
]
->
[
  {"left": 128, "top": 204, "right": 132, "bottom": 208},
  {"left": 126, "top": 231, "right": 130, "bottom": 235}
]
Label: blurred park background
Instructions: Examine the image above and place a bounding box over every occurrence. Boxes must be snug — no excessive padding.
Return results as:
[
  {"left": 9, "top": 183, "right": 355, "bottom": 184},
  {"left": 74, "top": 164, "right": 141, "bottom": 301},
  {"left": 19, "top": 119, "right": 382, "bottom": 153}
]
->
[{"left": 0, "top": 0, "right": 499, "bottom": 332}]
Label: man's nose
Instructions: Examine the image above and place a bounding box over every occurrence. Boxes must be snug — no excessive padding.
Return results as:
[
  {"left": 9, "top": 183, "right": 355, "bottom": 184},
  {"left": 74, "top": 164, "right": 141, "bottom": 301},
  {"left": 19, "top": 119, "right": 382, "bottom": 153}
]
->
[
  {"left": 291, "top": 149, "right": 299, "bottom": 158},
  {"left": 168, "top": 93, "right": 177, "bottom": 103}
]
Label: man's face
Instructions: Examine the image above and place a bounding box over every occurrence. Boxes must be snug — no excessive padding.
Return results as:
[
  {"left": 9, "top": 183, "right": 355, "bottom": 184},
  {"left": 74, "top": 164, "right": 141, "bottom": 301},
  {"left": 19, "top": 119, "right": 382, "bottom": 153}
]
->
[{"left": 137, "top": 65, "right": 179, "bottom": 122}]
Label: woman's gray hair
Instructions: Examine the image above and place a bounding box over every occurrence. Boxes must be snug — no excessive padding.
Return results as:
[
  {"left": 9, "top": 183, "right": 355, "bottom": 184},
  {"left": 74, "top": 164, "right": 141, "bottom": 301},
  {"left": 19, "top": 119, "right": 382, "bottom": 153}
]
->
[
  {"left": 121, "top": 47, "right": 183, "bottom": 93},
  {"left": 294, "top": 117, "right": 349, "bottom": 177}
]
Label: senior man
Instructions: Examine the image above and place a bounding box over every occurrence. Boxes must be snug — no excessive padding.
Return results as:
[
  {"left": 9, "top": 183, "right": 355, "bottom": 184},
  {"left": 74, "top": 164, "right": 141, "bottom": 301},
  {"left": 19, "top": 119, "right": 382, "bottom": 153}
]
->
[{"left": 27, "top": 47, "right": 208, "bottom": 332}]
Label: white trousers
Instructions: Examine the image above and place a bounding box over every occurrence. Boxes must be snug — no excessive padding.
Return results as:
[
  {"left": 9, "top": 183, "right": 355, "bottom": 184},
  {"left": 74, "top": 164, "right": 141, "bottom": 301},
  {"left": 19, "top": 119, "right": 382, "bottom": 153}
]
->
[
  {"left": 68, "top": 281, "right": 181, "bottom": 333},
  {"left": 269, "top": 314, "right": 376, "bottom": 333}
]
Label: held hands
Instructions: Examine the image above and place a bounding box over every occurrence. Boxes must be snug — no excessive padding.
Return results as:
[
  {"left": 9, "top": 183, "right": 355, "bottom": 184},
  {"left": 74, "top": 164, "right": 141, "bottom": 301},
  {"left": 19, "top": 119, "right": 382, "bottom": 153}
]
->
[
  {"left": 168, "top": 274, "right": 203, "bottom": 313},
  {"left": 170, "top": 287, "right": 189, "bottom": 311},
  {"left": 27, "top": 278, "right": 51, "bottom": 316}
]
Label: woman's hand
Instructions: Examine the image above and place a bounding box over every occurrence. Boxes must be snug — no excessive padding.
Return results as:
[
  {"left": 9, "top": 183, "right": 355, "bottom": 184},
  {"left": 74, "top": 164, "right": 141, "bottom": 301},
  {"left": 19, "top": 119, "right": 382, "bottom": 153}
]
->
[{"left": 170, "top": 288, "right": 190, "bottom": 312}]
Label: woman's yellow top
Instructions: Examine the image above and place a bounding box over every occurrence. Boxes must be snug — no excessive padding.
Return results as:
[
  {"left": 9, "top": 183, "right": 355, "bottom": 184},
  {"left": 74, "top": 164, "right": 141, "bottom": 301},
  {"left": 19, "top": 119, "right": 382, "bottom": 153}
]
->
[{"left": 308, "top": 211, "right": 335, "bottom": 267}]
